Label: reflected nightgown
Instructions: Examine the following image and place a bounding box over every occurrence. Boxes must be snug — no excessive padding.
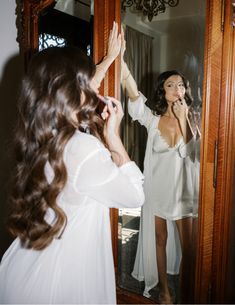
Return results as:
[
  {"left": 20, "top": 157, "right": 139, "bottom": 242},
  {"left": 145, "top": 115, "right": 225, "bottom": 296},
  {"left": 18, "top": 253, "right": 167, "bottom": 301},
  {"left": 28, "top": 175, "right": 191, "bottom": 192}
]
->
[{"left": 129, "top": 93, "right": 195, "bottom": 297}]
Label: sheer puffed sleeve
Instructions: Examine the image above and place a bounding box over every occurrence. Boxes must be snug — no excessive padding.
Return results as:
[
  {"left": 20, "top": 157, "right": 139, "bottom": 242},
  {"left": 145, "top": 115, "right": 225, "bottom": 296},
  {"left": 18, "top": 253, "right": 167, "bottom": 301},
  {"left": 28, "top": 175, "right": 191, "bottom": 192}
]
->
[
  {"left": 69, "top": 135, "right": 145, "bottom": 209},
  {"left": 128, "top": 92, "right": 154, "bottom": 131}
]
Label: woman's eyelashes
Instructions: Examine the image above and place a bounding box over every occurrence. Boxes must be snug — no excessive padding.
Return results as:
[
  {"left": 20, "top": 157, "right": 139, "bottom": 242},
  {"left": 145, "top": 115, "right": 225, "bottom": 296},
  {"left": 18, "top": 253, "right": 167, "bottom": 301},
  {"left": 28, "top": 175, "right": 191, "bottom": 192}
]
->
[{"left": 166, "top": 83, "right": 185, "bottom": 89}]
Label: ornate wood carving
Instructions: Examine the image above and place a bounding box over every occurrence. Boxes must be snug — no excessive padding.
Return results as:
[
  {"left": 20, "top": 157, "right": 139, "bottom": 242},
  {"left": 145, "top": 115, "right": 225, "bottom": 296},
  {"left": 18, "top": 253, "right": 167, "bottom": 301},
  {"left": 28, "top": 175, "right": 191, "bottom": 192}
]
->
[{"left": 17, "top": 0, "right": 56, "bottom": 66}]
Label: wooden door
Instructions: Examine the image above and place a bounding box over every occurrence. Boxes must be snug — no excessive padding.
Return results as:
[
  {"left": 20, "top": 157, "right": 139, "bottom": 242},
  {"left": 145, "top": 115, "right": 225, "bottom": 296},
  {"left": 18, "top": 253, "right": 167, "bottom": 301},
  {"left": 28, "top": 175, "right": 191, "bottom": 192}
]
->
[
  {"left": 195, "top": 0, "right": 235, "bottom": 303},
  {"left": 194, "top": 0, "right": 223, "bottom": 302}
]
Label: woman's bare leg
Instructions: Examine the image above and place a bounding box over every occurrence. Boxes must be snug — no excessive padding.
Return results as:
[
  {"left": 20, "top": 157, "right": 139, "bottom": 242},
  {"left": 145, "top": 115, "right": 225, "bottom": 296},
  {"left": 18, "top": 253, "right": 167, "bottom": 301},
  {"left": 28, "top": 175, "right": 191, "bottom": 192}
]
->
[
  {"left": 175, "top": 217, "right": 193, "bottom": 303},
  {"left": 155, "top": 216, "right": 173, "bottom": 303}
]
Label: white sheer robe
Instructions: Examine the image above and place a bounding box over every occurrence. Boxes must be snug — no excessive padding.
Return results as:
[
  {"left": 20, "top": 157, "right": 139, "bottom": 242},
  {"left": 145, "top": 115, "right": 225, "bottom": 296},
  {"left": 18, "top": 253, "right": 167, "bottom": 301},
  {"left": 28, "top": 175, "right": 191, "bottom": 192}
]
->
[{"left": 0, "top": 131, "right": 145, "bottom": 304}]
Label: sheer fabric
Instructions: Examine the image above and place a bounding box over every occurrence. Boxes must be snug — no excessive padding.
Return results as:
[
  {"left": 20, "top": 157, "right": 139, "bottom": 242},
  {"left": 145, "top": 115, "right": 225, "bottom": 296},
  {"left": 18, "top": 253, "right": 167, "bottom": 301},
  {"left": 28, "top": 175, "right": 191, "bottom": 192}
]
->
[
  {"left": 0, "top": 131, "right": 144, "bottom": 304},
  {"left": 130, "top": 93, "right": 195, "bottom": 297}
]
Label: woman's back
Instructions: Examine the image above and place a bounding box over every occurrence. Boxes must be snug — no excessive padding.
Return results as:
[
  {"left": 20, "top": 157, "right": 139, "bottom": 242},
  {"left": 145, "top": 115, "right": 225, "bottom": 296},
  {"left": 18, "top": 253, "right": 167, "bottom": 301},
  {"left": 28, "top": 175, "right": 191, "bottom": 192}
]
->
[{"left": 0, "top": 131, "right": 144, "bottom": 304}]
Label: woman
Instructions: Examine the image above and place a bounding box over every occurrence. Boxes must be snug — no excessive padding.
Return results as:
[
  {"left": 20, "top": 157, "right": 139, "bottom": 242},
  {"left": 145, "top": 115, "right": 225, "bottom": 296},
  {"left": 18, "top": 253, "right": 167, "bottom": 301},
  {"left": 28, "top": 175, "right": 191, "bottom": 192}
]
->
[
  {"left": 121, "top": 32, "right": 195, "bottom": 303},
  {"left": 0, "top": 24, "right": 144, "bottom": 304}
]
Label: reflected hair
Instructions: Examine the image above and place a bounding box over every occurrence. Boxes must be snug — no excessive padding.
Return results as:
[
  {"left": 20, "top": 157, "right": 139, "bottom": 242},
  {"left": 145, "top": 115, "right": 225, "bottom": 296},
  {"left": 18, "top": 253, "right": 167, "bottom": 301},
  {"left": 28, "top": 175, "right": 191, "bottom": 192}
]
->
[
  {"left": 153, "top": 70, "right": 193, "bottom": 115},
  {"left": 8, "top": 46, "right": 104, "bottom": 250}
]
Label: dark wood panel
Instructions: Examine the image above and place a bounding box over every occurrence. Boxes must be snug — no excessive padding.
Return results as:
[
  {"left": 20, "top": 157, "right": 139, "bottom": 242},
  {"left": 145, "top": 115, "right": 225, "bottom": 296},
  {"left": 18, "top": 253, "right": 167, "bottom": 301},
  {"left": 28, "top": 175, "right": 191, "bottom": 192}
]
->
[
  {"left": 211, "top": 0, "right": 235, "bottom": 302},
  {"left": 94, "top": 0, "right": 121, "bottom": 98},
  {"left": 194, "top": 0, "right": 223, "bottom": 302},
  {"left": 94, "top": 0, "right": 121, "bottom": 269}
]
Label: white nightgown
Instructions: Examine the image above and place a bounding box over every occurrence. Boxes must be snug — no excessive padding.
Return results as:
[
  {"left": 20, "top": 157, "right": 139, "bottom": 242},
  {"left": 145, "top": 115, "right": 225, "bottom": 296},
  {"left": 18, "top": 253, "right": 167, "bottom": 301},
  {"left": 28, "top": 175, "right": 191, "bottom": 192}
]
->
[
  {"left": 129, "top": 93, "right": 195, "bottom": 297},
  {"left": 0, "top": 130, "right": 145, "bottom": 304}
]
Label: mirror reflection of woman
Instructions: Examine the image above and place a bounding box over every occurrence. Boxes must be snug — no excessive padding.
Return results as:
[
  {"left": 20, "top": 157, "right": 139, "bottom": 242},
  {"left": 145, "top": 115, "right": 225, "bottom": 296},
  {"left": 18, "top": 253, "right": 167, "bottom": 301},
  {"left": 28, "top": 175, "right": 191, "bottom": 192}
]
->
[{"left": 121, "top": 30, "right": 196, "bottom": 304}]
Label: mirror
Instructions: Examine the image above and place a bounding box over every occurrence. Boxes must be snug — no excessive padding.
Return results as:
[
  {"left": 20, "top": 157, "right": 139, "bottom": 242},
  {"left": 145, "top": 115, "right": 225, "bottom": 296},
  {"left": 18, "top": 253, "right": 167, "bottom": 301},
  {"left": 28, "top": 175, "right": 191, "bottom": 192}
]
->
[
  {"left": 18, "top": 0, "right": 93, "bottom": 63},
  {"left": 18, "top": 1, "right": 207, "bottom": 303},
  {"left": 118, "top": 0, "right": 206, "bottom": 303},
  {"left": 39, "top": 0, "right": 93, "bottom": 55}
]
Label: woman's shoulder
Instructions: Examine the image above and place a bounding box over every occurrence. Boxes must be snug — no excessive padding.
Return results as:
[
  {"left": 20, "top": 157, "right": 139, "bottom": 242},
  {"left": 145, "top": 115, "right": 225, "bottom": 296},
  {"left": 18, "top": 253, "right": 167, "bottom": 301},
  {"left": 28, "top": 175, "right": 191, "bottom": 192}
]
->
[
  {"left": 66, "top": 130, "right": 107, "bottom": 157},
  {"left": 151, "top": 113, "right": 161, "bottom": 124}
]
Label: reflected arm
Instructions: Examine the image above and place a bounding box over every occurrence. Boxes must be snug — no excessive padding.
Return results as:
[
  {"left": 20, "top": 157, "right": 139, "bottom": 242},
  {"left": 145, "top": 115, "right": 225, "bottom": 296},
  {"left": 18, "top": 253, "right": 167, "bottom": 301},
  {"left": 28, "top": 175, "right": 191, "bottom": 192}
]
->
[
  {"left": 173, "top": 100, "right": 195, "bottom": 143},
  {"left": 121, "top": 61, "right": 140, "bottom": 101},
  {"left": 120, "top": 27, "right": 140, "bottom": 101},
  {"left": 179, "top": 116, "right": 195, "bottom": 144}
]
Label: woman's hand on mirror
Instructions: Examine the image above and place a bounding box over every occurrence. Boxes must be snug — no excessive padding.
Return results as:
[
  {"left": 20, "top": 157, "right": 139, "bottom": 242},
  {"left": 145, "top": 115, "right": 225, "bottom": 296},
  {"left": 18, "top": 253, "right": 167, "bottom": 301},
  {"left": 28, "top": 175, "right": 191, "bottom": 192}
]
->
[
  {"left": 92, "top": 22, "right": 120, "bottom": 89},
  {"left": 106, "top": 21, "right": 121, "bottom": 61}
]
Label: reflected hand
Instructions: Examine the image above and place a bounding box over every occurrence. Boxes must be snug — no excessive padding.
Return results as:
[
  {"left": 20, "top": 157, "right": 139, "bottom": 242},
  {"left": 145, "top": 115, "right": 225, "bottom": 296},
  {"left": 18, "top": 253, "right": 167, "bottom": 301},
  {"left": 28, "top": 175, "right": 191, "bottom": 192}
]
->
[
  {"left": 120, "top": 26, "right": 130, "bottom": 82},
  {"left": 121, "top": 25, "right": 126, "bottom": 62},
  {"left": 172, "top": 98, "right": 188, "bottom": 121},
  {"left": 107, "top": 21, "right": 121, "bottom": 61}
]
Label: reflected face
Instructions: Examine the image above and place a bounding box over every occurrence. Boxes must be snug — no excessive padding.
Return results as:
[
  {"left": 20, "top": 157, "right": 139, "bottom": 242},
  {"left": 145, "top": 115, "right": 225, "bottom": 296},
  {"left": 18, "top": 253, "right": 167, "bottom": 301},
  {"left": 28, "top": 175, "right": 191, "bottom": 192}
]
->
[{"left": 163, "top": 75, "right": 186, "bottom": 103}]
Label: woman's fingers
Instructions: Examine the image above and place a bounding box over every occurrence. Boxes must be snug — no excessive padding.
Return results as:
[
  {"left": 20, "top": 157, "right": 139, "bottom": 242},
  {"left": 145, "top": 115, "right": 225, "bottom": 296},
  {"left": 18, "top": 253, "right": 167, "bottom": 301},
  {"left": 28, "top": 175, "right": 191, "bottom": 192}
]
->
[
  {"left": 99, "top": 95, "right": 124, "bottom": 138},
  {"left": 107, "top": 22, "right": 121, "bottom": 58},
  {"left": 109, "top": 22, "right": 118, "bottom": 43},
  {"left": 109, "top": 21, "right": 116, "bottom": 41},
  {"left": 100, "top": 103, "right": 107, "bottom": 119},
  {"left": 99, "top": 95, "right": 124, "bottom": 128},
  {"left": 172, "top": 97, "right": 189, "bottom": 120},
  {"left": 174, "top": 98, "right": 187, "bottom": 108},
  {"left": 106, "top": 96, "right": 124, "bottom": 116}
]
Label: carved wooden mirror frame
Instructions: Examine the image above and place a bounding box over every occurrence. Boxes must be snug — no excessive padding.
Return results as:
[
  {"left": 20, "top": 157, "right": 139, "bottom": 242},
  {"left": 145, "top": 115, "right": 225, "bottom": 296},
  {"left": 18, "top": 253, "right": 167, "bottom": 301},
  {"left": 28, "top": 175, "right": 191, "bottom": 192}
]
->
[{"left": 17, "top": 0, "right": 56, "bottom": 66}]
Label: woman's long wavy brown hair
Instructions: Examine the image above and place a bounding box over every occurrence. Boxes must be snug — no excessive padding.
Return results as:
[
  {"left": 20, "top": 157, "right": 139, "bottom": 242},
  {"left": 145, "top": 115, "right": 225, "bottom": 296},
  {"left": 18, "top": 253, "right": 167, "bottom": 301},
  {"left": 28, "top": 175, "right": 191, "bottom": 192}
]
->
[
  {"left": 8, "top": 47, "right": 105, "bottom": 250},
  {"left": 153, "top": 70, "right": 193, "bottom": 115}
]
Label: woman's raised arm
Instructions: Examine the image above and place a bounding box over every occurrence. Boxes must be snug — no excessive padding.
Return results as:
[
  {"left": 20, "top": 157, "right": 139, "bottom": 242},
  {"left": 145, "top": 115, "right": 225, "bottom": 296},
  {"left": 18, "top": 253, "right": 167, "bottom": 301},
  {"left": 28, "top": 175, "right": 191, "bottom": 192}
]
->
[
  {"left": 120, "top": 26, "right": 140, "bottom": 101},
  {"left": 92, "top": 21, "right": 121, "bottom": 88}
]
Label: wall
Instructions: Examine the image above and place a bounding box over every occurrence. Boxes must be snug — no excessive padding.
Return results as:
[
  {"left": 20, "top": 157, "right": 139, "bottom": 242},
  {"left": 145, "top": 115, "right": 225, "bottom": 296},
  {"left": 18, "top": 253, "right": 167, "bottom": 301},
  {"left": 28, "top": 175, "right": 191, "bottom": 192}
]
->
[{"left": 0, "top": 0, "right": 24, "bottom": 258}]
